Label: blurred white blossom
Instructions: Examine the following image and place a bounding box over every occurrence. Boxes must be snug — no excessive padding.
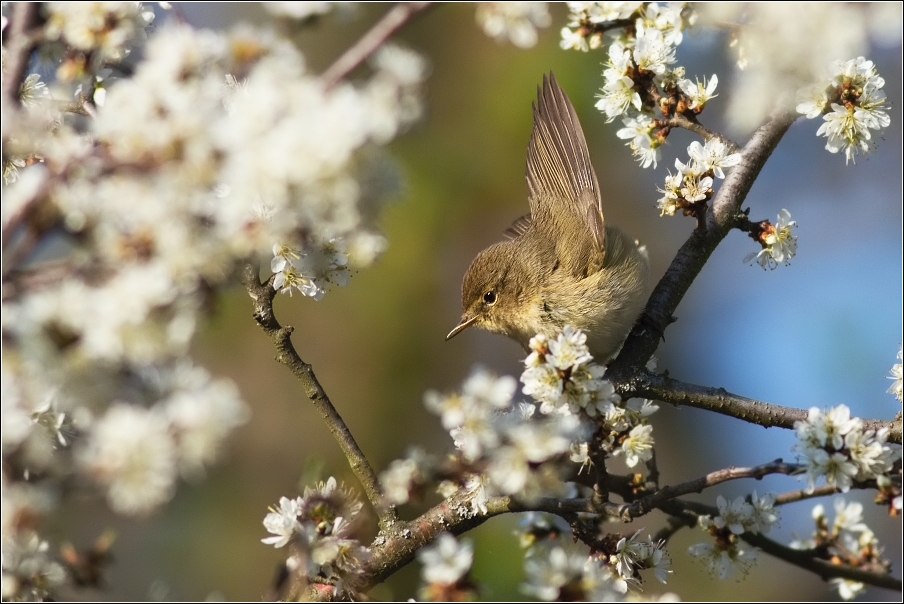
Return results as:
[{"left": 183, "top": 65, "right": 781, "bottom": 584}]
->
[
  {"left": 476, "top": 2, "right": 551, "bottom": 48},
  {"left": 697, "top": 3, "right": 901, "bottom": 132},
  {"left": 77, "top": 404, "right": 178, "bottom": 515},
  {"left": 417, "top": 533, "right": 473, "bottom": 585}
]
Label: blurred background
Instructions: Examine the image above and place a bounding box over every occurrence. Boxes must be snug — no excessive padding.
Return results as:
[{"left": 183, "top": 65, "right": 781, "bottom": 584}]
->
[{"left": 50, "top": 3, "right": 901, "bottom": 600}]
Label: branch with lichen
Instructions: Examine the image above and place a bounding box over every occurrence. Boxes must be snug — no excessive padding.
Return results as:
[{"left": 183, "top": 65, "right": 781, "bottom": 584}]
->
[{"left": 241, "top": 263, "right": 399, "bottom": 531}]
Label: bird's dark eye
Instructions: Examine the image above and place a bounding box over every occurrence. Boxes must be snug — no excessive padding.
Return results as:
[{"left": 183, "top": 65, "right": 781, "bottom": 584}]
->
[{"left": 483, "top": 291, "right": 497, "bottom": 305}]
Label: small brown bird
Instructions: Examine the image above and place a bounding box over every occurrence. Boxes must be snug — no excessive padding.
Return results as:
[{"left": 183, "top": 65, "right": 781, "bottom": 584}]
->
[{"left": 446, "top": 74, "right": 649, "bottom": 361}]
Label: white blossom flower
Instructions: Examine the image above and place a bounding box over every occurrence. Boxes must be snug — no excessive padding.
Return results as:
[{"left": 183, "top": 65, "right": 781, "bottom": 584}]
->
[
  {"left": 633, "top": 26, "right": 676, "bottom": 76},
  {"left": 687, "top": 138, "right": 742, "bottom": 179},
  {"left": 792, "top": 404, "right": 900, "bottom": 491},
  {"left": 687, "top": 540, "right": 756, "bottom": 579},
  {"left": 0, "top": 531, "right": 67, "bottom": 601},
  {"left": 639, "top": 1, "right": 691, "bottom": 47},
  {"left": 18, "top": 74, "right": 51, "bottom": 108},
  {"left": 679, "top": 174, "right": 713, "bottom": 203},
  {"left": 417, "top": 533, "right": 473, "bottom": 585},
  {"left": 163, "top": 369, "right": 249, "bottom": 477},
  {"left": 646, "top": 539, "right": 673, "bottom": 584},
  {"left": 656, "top": 170, "right": 682, "bottom": 216},
  {"left": 887, "top": 346, "right": 903, "bottom": 402},
  {"left": 585, "top": 1, "right": 643, "bottom": 23},
  {"left": 713, "top": 495, "right": 754, "bottom": 535},
  {"left": 560, "top": 26, "right": 589, "bottom": 52},
  {"left": 679, "top": 74, "right": 718, "bottom": 110},
  {"left": 796, "top": 85, "right": 830, "bottom": 119},
  {"left": 262, "top": 496, "right": 303, "bottom": 548},
  {"left": 522, "top": 545, "right": 587, "bottom": 601},
  {"left": 462, "top": 368, "right": 517, "bottom": 409},
  {"left": 831, "top": 578, "right": 865, "bottom": 601},
  {"left": 748, "top": 491, "right": 780, "bottom": 534},
  {"left": 264, "top": 2, "right": 333, "bottom": 20},
  {"left": 44, "top": 2, "right": 155, "bottom": 61},
  {"left": 745, "top": 209, "right": 798, "bottom": 269},
  {"left": 615, "top": 423, "right": 654, "bottom": 467},
  {"left": 596, "top": 74, "right": 642, "bottom": 122}
]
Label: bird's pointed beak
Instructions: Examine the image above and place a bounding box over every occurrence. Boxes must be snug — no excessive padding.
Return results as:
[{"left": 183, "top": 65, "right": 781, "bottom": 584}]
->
[{"left": 446, "top": 314, "right": 479, "bottom": 341}]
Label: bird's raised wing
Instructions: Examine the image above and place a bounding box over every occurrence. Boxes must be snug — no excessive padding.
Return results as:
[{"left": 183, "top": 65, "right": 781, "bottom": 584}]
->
[{"left": 525, "top": 73, "right": 606, "bottom": 275}]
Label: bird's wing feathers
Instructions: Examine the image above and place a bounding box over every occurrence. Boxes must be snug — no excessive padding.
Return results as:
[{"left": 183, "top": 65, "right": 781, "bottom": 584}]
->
[
  {"left": 525, "top": 74, "right": 606, "bottom": 273},
  {"left": 504, "top": 214, "right": 533, "bottom": 240}
]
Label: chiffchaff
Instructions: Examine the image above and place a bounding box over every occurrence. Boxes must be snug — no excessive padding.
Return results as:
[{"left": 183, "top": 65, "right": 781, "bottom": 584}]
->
[{"left": 446, "top": 74, "right": 649, "bottom": 361}]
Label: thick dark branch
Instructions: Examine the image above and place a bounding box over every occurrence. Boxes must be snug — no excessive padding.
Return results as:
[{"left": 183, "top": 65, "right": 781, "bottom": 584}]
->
[
  {"left": 355, "top": 491, "right": 600, "bottom": 594},
  {"left": 1, "top": 2, "right": 40, "bottom": 119},
  {"left": 241, "top": 264, "right": 399, "bottom": 530},
  {"left": 617, "top": 371, "right": 902, "bottom": 444},
  {"left": 322, "top": 2, "right": 432, "bottom": 90},
  {"left": 610, "top": 110, "right": 799, "bottom": 375}
]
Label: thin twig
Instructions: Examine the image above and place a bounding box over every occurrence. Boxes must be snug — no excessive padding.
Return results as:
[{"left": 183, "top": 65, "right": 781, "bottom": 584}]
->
[
  {"left": 609, "top": 460, "right": 804, "bottom": 520},
  {"left": 241, "top": 264, "right": 399, "bottom": 531},
  {"left": 618, "top": 371, "right": 902, "bottom": 444},
  {"left": 322, "top": 2, "right": 432, "bottom": 90},
  {"left": 774, "top": 484, "right": 843, "bottom": 505},
  {"left": 667, "top": 113, "right": 741, "bottom": 153}
]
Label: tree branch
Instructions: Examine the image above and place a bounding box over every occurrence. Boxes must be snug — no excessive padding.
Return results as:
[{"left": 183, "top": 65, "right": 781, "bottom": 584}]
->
[
  {"left": 657, "top": 498, "right": 902, "bottom": 592},
  {"left": 609, "top": 110, "right": 799, "bottom": 376},
  {"left": 322, "top": 2, "right": 432, "bottom": 90},
  {"left": 0, "top": 2, "right": 40, "bottom": 122},
  {"left": 741, "top": 531, "right": 902, "bottom": 591},
  {"left": 666, "top": 113, "right": 741, "bottom": 153},
  {"left": 241, "top": 264, "right": 399, "bottom": 531},
  {"left": 609, "top": 460, "right": 803, "bottom": 520},
  {"left": 617, "top": 371, "right": 902, "bottom": 444}
]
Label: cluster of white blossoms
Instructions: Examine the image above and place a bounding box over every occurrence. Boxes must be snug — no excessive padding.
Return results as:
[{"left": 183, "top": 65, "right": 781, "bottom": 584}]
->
[
  {"left": 43, "top": 2, "right": 155, "bottom": 62},
  {"left": 688, "top": 491, "right": 779, "bottom": 580},
  {"left": 420, "top": 367, "right": 584, "bottom": 509},
  {"left": 416, "top": 533, "right": 475, "bottom": 601},
  {"left": 2, "top": 2, "right": 426, "bottom": 599},
  {"left": 272, "top": 240, "right": 350, "bottom": 300},
  {"left": 0, "top": 530, "right": 67, "bottom": 601},
  {"left": 695, "top": 3, "right": 901, "bottom": 133},
  {"left": 797, "top": 57, "right": 891, "bottom": 164},
  {"left": 743, "top": 209, "right": 799, "bottom": 270},
  {"left": 792, "top": 405, "right": 900, "bottom": 493},
  {"left": 560, "top": 3, "right": 700, "bottom": 169},
  {"left": 521, "top": 327, "right": 659, "bottom": 469},
  {"left": 384, "top": 326, "right": 658, "bottom": 521},
  {"left": 655, "top": 138, "right": 742, "bottom": 217},
  {"left": 790, "top": 499, "right": 886, "bottom": 601},
  {"left": 475, "top": 2, "right": 551, "bottom": 48},
  {"left": 261, "top": 477, "right": 370, "bottom": 593},
  {"left": 518, "top": 514, "right": 672, "bottom": 600}
]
